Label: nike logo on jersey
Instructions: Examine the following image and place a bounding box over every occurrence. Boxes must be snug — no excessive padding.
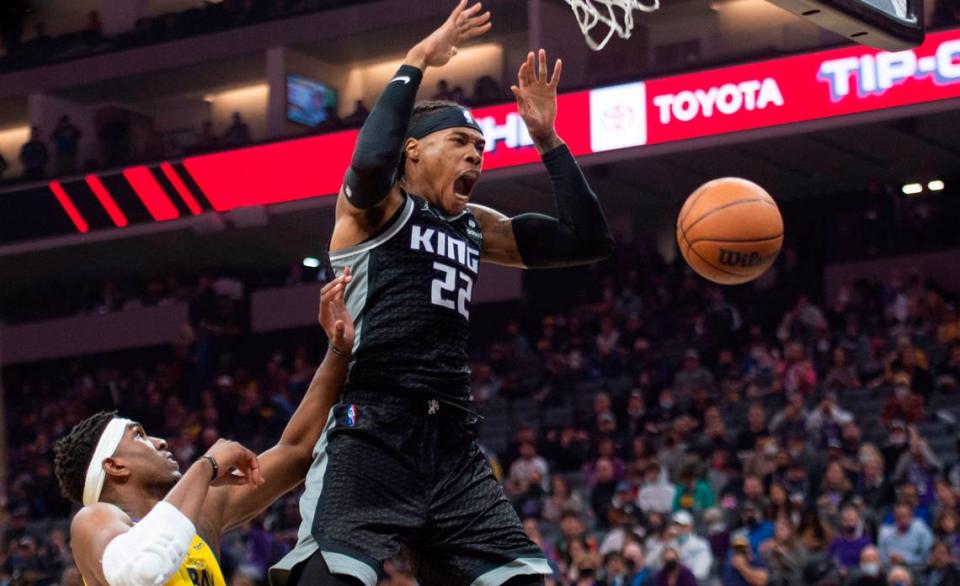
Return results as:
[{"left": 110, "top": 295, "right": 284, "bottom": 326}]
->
[{"left": 390, "top": 76, "right": 411, "bottom": 85}]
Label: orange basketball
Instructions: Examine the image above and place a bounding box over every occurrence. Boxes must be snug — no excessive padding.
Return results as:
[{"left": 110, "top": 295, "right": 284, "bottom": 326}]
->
[{"left": 676, "top": 178, "right": 783, "bottom": 285}]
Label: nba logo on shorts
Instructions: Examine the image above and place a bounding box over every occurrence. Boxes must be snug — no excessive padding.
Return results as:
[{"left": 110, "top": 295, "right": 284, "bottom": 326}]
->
[{"left": 346, "top": 404, "right": 358, "bottom": 427}]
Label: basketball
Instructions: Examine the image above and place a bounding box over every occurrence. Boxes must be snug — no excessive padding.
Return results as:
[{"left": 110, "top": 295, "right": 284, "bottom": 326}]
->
[{"left": 676, "top": 178, "right": 783, "bottom": 285}]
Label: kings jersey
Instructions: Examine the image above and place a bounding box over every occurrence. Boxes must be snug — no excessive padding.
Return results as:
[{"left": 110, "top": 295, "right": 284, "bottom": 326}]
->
[{"left": 329, "top": 193, "right": 483, "bottom": 403}]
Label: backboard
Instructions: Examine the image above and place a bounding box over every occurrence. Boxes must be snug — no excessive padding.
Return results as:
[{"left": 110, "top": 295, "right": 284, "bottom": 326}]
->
[{"left": 764, "top": 0, "right": 925, "bottom": 49}]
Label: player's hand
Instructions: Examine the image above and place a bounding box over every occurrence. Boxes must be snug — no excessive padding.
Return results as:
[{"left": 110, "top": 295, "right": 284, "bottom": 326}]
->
[
  {"left": 204, "top": 439, "right": 264, "bottom": 487},
  {"left": 511, "top": 49, "right": 561, "bottom": 142},
  {"left": 407, "top": 1, "right": 491, "bottom": 70},
  {"left": 319, "top": 268, "right": 355, "bottom": 356}
]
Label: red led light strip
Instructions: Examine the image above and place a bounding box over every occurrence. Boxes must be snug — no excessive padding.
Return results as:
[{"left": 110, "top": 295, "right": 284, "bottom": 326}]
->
[
  {"left": 49, "top": 181, "right": 89, "bottom": 233},
  {"left": 160, "top": 163, "right": 202, "bottom": 215},
  {"left": 84, "top": 174, "right": 128, "bottom": 227},
  {"left": 123, "top": 166, "right": 180, "bottom": 221}
]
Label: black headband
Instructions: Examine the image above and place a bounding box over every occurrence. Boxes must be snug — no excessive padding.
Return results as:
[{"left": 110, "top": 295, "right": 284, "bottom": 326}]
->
[{"left": 406, "top": 106, "right": 483, "bottom": 140}]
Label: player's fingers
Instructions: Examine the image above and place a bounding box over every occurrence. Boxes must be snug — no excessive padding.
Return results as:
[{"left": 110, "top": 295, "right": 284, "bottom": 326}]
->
[
  {"left": 549, "top": 58, "right": 563, "bottom": 88},
  {"left": 519, "top": 56, "right": 533, "bottom": 86},
  {"left": 320, "top": 283, "right": 343, "bottom": 306},
  {"left": 463, "top": 10, "right": 490, "bottom": 29},
  {"left": 250, "top": 454, "right": 264, "bottom": 486},
  {"left": 455, "top": 2, "right": 481, "bottom": 27},
  {"left": 320, "top": 276, "right": 342, "bottom": 295},
  {"left": 224, "top": 472, "right": 248, "bottom": 486},
  {"left": 463, "top": 21, "right": 491, "bottom": 40},
  {"left": 449, "top": 0, "right": 468, "bottom": 23},
  {"left": 510, "top": 85, "right": 523, "bottom": 101},
  {"left": 538, "top": 49, "right": 548, "bottom": 83},
  {"left": 464, "top": 2, "right": 483, "bottom": 17},
  {"left": 238, "top": 450, "right": 260, "bottom": 485}
]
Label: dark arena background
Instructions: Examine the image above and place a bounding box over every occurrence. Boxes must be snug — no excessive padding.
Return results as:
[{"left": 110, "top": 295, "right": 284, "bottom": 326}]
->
[{"left": 2, "top": 0, "right": 960, "bottom": 585}]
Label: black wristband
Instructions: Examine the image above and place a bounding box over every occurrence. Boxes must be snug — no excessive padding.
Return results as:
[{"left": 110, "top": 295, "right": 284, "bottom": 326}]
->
[{"left": 202, "top": 455, "right": 219, "bottom": 483}]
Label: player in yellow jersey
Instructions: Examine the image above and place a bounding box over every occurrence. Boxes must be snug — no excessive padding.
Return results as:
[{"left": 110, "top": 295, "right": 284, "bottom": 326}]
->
[{"left": 52, "top": 271, "right": 354, "bottom": 586}]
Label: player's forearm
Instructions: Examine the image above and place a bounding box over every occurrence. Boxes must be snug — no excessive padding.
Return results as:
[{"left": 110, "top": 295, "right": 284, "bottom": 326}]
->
[
  {"left": 343, "top": 64, "right": 423, "bottom": 209},
  {"left": 278, "top": 348, "right": 349, "bottom": 452},
  {"left": 162, "top": 459, "right": 215, "bottom": 526},
  {"left": 510, "top": 144, "right": 614, "bottom": 268}
]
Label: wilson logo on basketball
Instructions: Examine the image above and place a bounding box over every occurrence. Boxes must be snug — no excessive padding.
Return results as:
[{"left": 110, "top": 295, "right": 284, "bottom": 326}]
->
[{"left": 717, "top": 249, "right": 774, "bottom": 268}]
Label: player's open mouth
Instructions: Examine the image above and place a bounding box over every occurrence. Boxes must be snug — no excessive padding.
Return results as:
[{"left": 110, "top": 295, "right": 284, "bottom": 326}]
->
[{"left": 454, "top": 171, "right": 480, "bottom": 199}]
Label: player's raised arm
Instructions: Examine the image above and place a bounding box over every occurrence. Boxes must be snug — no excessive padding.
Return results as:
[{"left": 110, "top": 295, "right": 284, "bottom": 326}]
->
[
  {"left": 205, "top": 270, "right": 355, "bottom": 534},
  {"left": 470, "top": 49, "right": 614, "bottom": 269},
  {"left": 335, "top": 0, "right": 491, "bottom": 218}
]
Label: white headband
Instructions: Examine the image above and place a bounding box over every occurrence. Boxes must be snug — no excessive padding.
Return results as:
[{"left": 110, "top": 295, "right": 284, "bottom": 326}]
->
[{"left": 82, "top": 418, "right": 133, "bottom": 507}]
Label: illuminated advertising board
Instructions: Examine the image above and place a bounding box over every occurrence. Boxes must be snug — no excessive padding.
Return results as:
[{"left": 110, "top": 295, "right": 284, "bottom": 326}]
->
[{"left": 3, "top": 29, "right": 958, "bottom": 244}]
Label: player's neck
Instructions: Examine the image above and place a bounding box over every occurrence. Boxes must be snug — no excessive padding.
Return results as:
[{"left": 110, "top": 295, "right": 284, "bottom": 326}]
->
[
  {"left": 102, "top": 484, "right": 163, "bottom": 521},
  {"left": 399, "top": 176, "right": 440, "bottom": 206}
]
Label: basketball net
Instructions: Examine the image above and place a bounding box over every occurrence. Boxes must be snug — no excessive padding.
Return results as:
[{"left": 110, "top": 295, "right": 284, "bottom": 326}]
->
[{"left": 563, "top": 0, "right": 660, "bottom": 51}]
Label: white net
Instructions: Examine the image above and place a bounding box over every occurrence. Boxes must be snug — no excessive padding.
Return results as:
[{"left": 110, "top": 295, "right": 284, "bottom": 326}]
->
[{"left": 563, "top": 0, "right": 660, "bottom": 51}]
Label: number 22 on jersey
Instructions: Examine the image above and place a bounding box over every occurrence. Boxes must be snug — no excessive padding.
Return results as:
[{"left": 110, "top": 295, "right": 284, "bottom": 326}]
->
[{"left": 431, "top": 261, "right": 473, "bottom": 319}]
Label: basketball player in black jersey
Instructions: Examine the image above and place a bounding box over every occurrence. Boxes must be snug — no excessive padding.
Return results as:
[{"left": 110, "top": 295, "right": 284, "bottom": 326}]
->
[{"left": 271, "top": 2, "right": 613, "bottom": 585}]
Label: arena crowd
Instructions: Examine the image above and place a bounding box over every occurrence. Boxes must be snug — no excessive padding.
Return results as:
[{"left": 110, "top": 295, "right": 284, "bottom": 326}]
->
[{"left": 2, "top": 240, "right": 960, "bottom": 586}]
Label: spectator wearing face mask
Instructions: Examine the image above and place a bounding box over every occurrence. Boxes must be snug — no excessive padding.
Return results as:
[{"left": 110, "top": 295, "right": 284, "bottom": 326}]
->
[
  {"left": 829, "top": 505, "right": 874, "bottom": 570},
  {"left": 671, "top": 511, "right": 713, "bottom": 581},
  {"left": 623, "top": 539, "right": 653, "bottom": 586},
  {"left": 703, "top": 507, "right": 732, "bottom": 563},
  {"left": 849, "top": 546, "right": 886, "bottom": 586},
  {"left": 648, "top": 389, "right": 683, "bottom": 432},
  {"left": 654, "top": 545, "right": 698, "bottom": 586}
]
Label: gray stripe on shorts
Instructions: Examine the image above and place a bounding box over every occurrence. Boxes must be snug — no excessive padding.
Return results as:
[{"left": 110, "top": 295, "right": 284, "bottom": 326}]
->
[
  {"left": 469, "top": 557, "right": 553, "bottom": 586},
  {"left": 322, "top": 551, "right": 378, "bottom": 586}
]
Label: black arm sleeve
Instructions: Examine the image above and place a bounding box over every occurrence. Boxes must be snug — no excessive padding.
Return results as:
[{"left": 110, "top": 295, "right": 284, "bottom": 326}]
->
[
  {"left": 342, "top": 65, "right": 423, "bottom": 210},
  {"left": 511, "top": 144, "right": 615, "bottom": 268}
]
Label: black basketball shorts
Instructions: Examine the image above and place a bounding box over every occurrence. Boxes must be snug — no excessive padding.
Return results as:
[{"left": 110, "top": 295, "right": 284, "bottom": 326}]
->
[{"left": 290, "top": 391, "right": 549, "bottom": 586}]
